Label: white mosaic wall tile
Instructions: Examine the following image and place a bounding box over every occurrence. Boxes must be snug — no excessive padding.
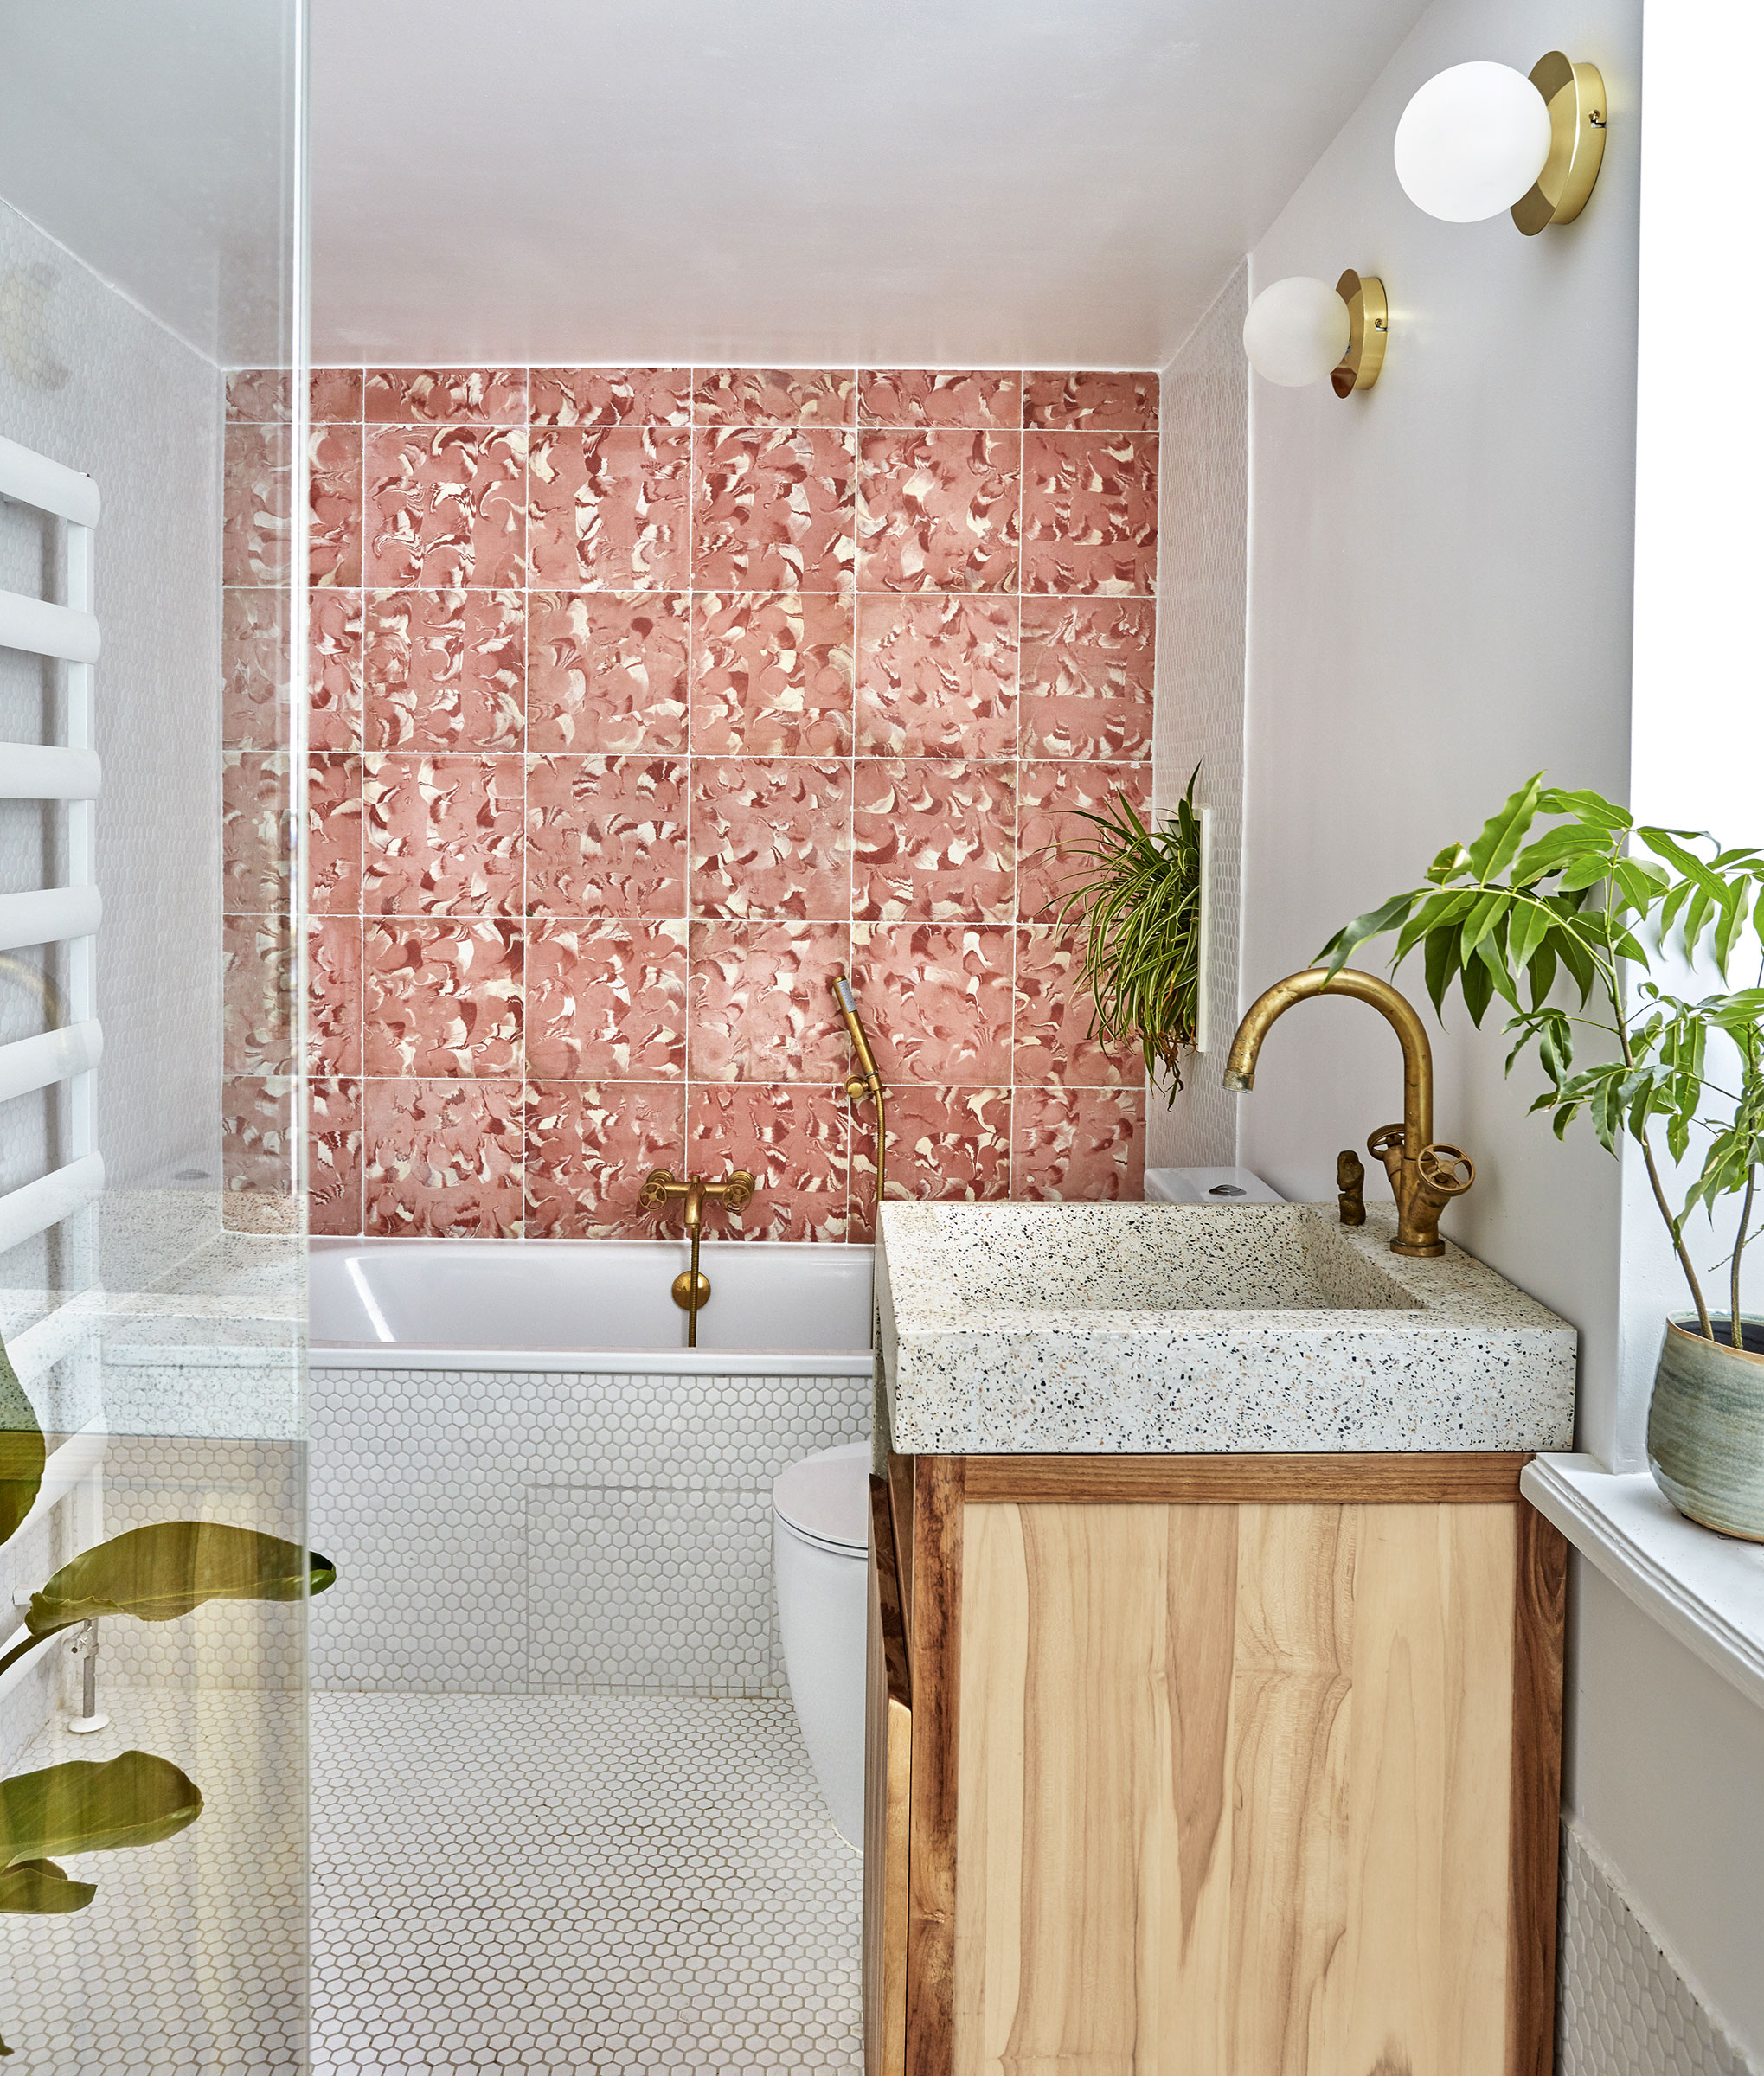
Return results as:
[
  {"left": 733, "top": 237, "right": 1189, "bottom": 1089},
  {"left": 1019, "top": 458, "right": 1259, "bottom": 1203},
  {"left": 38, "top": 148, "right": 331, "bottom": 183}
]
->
[
  {"left": 1559, "top": 1817, "right": 1758, "bottom": 2076},
  {"left": 310, "top": 1365, "right": 870, "bottom": 1695}
]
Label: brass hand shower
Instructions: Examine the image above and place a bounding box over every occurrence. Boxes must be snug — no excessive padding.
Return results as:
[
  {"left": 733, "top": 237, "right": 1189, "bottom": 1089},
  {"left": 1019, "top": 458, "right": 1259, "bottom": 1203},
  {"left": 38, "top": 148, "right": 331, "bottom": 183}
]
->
[{"left": 830, "top": 972, "right": 886, "bottom": 1216}]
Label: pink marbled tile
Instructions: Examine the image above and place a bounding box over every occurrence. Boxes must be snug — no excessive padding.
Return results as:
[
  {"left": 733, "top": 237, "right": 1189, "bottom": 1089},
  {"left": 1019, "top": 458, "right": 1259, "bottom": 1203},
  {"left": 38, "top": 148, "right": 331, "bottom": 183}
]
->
[
  {"left": 1023, "top": 372, "right": 1159, "bottom": 431},
  {"left": 858, "top": 371, "right": 1023, "bottom": 429},
  {"left": 362, "top": 919, "right": 523, "bottom": 1077},
  {"left": 1011, "top": 1086, "right": 1145, "bottom": 1201},
  {"left": 692, "top": 592, "right": 855, "bottom": 756},
  {"left": 226, "top": 368, "right": 291, "bottom": 423},
  {"left": 525, "top": 754, "right": 689, "bottom": 918},
  {"left": 365, "top": 426, "right": 529, "bottom": 589},
  {"left": 312, "top": 368, "right": 364, "bottom": 424},
  {"left": 222, "top": 589, "right": 294, "bottom": 753},
  {"left": 687, "top": 1083, "right": 849, "bottom": 1242},
  {"left": 309, "top": 1077, "right": 364, "bottom": 1236},
  {"left": 1018, "top": 598, "right": 1155, "bottom": 759},
  {"left": 529, "top": 368, "right": 693, "bottom": 427},
  {"left": 222, "top": 913, "right": 294, "bottom": 1077},
  {"left": 526, "top": 918, "right": 689, "bottom": 1080},
  {"left": 362, "top": 753, "right": 523, "bottom": 916},
  {"left": 848, "top": 1083, "right": 1012, "bottom": 1240},
  {"left": 1015, "top": 759, "right": 1150, "bottom": 924},
  {"left": 526, "top": 591, "right": 690, "bottom": 754},
  {"left": 364, "top": 368, "right": 527, "bottom": 424},
  {"left": 855, "top": 595, "right": 1017, "bottom": 759},
  {"left": 527, "top": 426, "right": 691, "bottom": 590},
  {"left": 1011, "top": 926, "right": 1145, "bottom": 1087},
  {"left": 221, "top": 752, "right": 291, "bottom": 915},
  {"left": 364, "top": 1079, "right": 526, "bottom": 1237},
  {"left": 852, "top": 759, "right": 1015, "bottom": 923},
  {"left": 856, "top": 431, "right": 1021, "bottom": 593},
  {"left": 693, "top": 368, "right": 856, "bottom": 426},
  {"left": 694, "top": 427, "right": 856, "bottom": 593},
  {"left": 523, "top": 1081, "right": 685, "bottom": 1240},
  {"left": 687, "top": 921, "right": 852, "bottom": 1083},
  {"left": 310, "top": 422, "right": 362, "bottom": 587},
  {"left": 308, "top": 588, "right": 364, "bottom": 753},
  {"left": 222, "top": 424, "right": 292, "bottom": 586},
  {"left": 364, "top": 589, "right": 524, "bottom": 750},
  {"left": 307, "top": 752, "right": 363, "bottom": 915},
  {"left": 1021, "top": 431, "right": 1158, "bottom": 596},
  {"left": 221, "top": 1075, "right": 293, "bottom": 1202},
  {"left": 308, "top": 914, "right": 362, "bottom": 1076},
  {"left": 850, "top": 922, "right": 1013, "bottom": 1085},
  {"left": 688, "top": 758, "right": 852, "bottom": 921}
]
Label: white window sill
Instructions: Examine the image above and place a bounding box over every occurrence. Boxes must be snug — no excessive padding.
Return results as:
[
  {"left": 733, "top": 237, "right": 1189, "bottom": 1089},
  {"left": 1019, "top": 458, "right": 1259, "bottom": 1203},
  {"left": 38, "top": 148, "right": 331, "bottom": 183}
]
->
[{"left": 1523, "top": 1454, "right": 1764, "bottom": 1712}]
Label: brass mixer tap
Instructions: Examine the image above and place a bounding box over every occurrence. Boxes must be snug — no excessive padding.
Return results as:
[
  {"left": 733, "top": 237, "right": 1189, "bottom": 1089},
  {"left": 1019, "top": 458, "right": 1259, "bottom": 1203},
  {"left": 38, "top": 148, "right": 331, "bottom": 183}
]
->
[{"left": 637, "top": 1168, "right": 756, "bottom": 1346}]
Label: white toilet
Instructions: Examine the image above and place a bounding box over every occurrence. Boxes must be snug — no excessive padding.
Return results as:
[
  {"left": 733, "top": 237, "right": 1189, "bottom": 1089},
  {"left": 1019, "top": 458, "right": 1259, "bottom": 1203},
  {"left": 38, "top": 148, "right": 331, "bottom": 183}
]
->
[{"left": 773, "top": 1441, "right": 870, "bottom": 1849}]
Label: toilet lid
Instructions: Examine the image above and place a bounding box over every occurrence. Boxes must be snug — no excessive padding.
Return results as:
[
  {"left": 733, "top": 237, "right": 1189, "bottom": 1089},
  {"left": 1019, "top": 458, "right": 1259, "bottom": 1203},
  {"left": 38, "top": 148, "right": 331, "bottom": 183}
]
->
[{"left": 773, "top": 1441, "right": 870, "bottom": 1554}]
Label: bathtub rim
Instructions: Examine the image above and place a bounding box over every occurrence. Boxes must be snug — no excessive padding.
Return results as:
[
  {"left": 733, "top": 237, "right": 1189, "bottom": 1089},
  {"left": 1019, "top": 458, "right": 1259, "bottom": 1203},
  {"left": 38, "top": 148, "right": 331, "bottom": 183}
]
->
[{"left": 307, "top": 1342, "right": 876, "bottom": 1377}]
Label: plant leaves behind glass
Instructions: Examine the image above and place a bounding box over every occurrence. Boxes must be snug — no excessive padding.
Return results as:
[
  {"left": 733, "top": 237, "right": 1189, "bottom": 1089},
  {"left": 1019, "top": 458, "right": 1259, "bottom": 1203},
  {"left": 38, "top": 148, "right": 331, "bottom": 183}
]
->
[
  {"left": 0, "top": 1332, "right": 45, "bottom": 1550},
  {"left": 0, "top": 1857, "right": 96, "bottom": 1914},
  {"left": 22, "top": 1522, "right": 336, "bottom": 1644},
  {"left": 1, "top": 1748, "right": 202, "bottom": 1884}
]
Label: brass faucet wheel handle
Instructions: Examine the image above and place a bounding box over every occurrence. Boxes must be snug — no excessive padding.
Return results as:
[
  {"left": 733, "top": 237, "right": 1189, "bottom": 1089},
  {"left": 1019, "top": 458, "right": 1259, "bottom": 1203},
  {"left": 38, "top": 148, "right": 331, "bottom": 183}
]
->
[
  {"left": 638, "top": 1167, "right": 677, "bottom": 1210},
  {"left": 722, "top": 1169, "right": 755, "bottom": 1214},
  {"left": 1416, "top": 1143, "right": 1475, "bottom": 1203}
]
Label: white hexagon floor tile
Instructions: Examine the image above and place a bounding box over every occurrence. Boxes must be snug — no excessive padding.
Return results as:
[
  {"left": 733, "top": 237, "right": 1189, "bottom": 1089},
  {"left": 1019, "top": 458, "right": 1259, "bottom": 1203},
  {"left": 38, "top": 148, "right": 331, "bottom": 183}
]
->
[{"left": 311, "top": 1692, "right": 864, "bottom": 2073}]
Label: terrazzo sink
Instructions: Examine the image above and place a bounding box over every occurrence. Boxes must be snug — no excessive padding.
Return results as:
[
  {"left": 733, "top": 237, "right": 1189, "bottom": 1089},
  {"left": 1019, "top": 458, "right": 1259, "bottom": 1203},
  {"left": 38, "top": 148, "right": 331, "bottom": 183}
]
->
[{"left": 875, "top": 1200, "right": 1575, "bottom": 1455}]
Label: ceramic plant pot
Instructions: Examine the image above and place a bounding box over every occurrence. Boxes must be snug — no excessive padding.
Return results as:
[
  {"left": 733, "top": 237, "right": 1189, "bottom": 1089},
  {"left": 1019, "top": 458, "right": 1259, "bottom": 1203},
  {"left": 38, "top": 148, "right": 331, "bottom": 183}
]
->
[{"left": 1647, "top": 1315, "right": 1764, "bottom": 1542}]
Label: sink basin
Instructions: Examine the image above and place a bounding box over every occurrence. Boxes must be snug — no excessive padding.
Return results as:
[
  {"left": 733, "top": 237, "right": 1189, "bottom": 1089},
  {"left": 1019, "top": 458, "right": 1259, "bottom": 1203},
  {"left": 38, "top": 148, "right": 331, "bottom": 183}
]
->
[{"left": 876, "top": 1200, "right": 1575, "bottom": 1454}]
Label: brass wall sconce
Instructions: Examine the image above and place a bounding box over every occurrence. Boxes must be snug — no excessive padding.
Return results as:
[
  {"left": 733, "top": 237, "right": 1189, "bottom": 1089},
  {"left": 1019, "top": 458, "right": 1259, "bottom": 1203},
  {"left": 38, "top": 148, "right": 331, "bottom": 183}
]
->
[
  {"left": 1395, "top": 54, "right": 1607, "bottom": 235},
  {"left": 1241, "top": 269, "right": 1388, "bottom": 397}
]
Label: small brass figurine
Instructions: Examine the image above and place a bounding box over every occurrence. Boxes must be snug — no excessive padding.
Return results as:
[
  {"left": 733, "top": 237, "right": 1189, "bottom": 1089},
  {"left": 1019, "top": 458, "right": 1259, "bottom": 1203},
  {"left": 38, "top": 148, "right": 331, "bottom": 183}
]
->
[{"left": 1337, "top": 1149, "right": 1366, "bottom": 1226}]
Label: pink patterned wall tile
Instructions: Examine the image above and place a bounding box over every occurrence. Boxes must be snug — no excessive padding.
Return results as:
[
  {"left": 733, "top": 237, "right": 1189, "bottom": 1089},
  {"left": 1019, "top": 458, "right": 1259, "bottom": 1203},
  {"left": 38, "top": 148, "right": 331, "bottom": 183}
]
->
[
  {"left": 849, "top": 922, "right": 1013, "bottom": 1084},
  {"left": 854, "top": 595, "right": 1017, "bottom": 759},
  {"left": 364, "top": 368, "right": 528, "bottom": 424},
  {"left": 222, "top": 424, "right": 292, "bottom": 585},
  {"left": 1021, "top": 431, "right": 1159, "bottom": 596},
  {"left": 226, "top": 368, "right": 292, "bottom": 423},
  {"left": 1011, "top": 1086, "right": 1145, "bottom": 1200},
  {"left": 687, "top": 1083, "right": 849, "bottom": 1241},
  {"left": 223, "top": 914, "right": 294, "bottom": 1077},
  {"left": 687, "top": 920, "right": 852, "bottom": 1083},
  {"left": 856, "top": 431, "right": 1021, "bottom": 593},
  {"left": 530, "top": 368, "right": 693, "bottom": 427},
  {"left": 527, "top": 919, "right": 689, "bottom": 1080},
  {"left": 1016, "top": 759, "right": 1150, "bottom": 923},
  {"left": 307, "top": 916, "right": 362, "bottom": 1076},
  {"left": 364, "top": 1079, "right": 526, "bottom": 1237},
  {"left": 308, "top": 1077, "right": 364, "bottom": 1236},
  {"left": 307, "top": 752, "right": 364, "bottom": 914},
  {"left": 694, "top": 427, "right": 856, "bottom": 593},
  {"left": 1012, "top": 926, "right": 1145, "bottom": 1087},
  {"left": 308, "top": 589, "right": 364, "bottom": 753},
  {"left": 691, "top": 592, "right": 855, "bottom": 756},
  {"left": 363, "top": 920, "right": 523, "bottom": 1077},
  {"left": 689, "top": 758, "right": 852, "bottom": 921},
  {"left": 312, "top": 368, "right": 365, "bottom": 423},
  {"left": 858, "top": 371, "right": 1023, "bottom": 429},
  {"left": 362, "top": 753, "right": 523, "bottom": 916},
  {"left": 364, "top": 589, "right": 525, "bottom": 750},
  {"left": 848, "top": 1083, "right": 1012, "bottom": 1240},
  {"left": 524, "top": 1081, "right": 685, "bottom": 1240},
  {"left": 365, "top": 426, "right": 529, "bottom": 588},
  {"left": 528, "top": 426, "right": 691, "bottom": 589},
  {"left": 221, "top": 1074, "right": 293, "bottom": 1200},
  {"left": 526, "top": 591, "right": 690, "bottom": 754},
  {"left": 310, "top": 423, "right": 363, "bottom": 586},
  {"left": 221, "top": 752, "right": 291, "bottom": 914},
  {"left": 526, "top": 755, "right": 689, "bottom": 917},
  {"left": 852, "top": 759, "right": 1015, "bottom": 923},
  {"left": 1023, "top": 371, "right": 1159, "bottom": 431},
  {"left": 1019, "top": 598, "right": 1155, "bottom": 760},
  {"left": 693, "top": 368, "right": 856, "bottom": 426},
  {"left": 222, "top": 588, "right": 294, "bottom": 753}
]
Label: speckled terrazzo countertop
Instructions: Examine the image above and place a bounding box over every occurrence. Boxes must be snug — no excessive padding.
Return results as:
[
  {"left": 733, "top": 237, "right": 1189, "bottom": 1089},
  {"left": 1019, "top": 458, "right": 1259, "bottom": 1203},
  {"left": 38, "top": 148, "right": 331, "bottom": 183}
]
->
[{"left": 876, "top": 1200, "right": 1576, "bottom": 1455}]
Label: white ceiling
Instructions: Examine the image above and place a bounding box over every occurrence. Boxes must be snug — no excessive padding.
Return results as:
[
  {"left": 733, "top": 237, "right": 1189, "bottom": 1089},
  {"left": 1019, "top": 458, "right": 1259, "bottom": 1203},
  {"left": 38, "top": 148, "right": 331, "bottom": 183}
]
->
[{"left": 311, "top": 0, "right": 1434, "bottom": 371}]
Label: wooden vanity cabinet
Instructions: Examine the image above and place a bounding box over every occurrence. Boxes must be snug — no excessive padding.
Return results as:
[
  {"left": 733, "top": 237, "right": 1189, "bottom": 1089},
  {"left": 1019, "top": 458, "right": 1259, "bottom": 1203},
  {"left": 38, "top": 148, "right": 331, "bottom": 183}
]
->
[{"left": 863, "top": 1451, "right": 1567, "bottom": 2076}]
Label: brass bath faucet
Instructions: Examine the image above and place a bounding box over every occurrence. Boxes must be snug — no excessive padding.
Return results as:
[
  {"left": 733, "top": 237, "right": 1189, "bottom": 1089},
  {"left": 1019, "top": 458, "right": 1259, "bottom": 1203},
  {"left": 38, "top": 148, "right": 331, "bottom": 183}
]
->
[
  {"left": 638, "top": 1168, "right": 755, "bottom": 1233},
  {"left": 1222, "top": 967, "right": 1475, "bottom": 1259}
]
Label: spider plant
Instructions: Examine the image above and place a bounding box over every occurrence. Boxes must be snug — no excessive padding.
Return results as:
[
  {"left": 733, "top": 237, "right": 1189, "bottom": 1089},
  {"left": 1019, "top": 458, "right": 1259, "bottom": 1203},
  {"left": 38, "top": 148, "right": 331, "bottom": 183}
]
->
[{"left": 1052, "top": 765, "right": 1203, "bottom": 1093}]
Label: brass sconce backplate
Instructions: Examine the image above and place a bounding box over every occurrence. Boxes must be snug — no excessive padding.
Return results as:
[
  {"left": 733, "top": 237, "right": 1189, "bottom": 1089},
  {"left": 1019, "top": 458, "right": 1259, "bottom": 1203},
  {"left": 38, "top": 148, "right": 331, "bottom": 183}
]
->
[
  {"left": 1512, "top": 52, "right": 1607, "bottom": 234},
  {"left": 1331, "top": 271, "right": 1388, "bottom": 397}
]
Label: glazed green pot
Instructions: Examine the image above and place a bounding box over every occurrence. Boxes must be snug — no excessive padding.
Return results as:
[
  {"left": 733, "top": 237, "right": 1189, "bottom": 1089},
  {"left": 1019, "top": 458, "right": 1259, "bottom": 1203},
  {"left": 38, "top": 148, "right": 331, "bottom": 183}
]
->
[{"left": 1647, "top": 1316, "right": 1764, "bottom": 1542}]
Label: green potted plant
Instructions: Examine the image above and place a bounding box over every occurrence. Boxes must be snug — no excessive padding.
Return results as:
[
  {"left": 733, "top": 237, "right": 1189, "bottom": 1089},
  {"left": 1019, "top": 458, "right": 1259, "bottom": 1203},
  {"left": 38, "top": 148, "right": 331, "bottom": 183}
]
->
[
  {"left": 1053, "top": 765, "right": 1203, "bottom": 1091},
  {"left": 1320, "top": 774, "right": 1764, "bottom": 1540}
]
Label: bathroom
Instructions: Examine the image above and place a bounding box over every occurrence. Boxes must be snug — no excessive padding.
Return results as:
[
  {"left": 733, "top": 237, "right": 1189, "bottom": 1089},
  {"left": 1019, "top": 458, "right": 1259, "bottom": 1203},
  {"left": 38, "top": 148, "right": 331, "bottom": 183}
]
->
[{"left": 2, "top": 0, "right": 1762, "bottom": 2068}]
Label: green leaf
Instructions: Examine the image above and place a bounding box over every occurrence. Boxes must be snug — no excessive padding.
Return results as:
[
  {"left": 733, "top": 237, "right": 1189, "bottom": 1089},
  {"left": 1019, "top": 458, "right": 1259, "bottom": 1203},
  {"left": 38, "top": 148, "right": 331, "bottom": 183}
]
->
[
  {"left": 0, "top": 1857, "right": 96, "bottom": 1915},
  {"left": 1505, "top": 897, "right": 1552, "bottom": 973},
  {"left": 1423, "top": 924, "right": 1461, "bottom": 1019},
  {"left": 1556, "top": 854, "right": 1612, "bottom": 894},
  {"left": 0, "top": 1751, "right": 201, "bottom": 1869},
  {"left": 1425, "top": 842, "right": 1472, "bottom": 886},
  {"left": 1318, "top": 892, "right": 1417, "bottom": 979},
  {"left": 1509, "top": 823, "right": 1615, "bottom": 887},
  {"left": 1459, "top": 945, "right": 1496, "bottom": 1027},
  {"left": 22, "top": 1523, "right": 336, "bottom": 1644},
  {"left": 1525, "top": 937, "right": 1558, "bottom": 1011},
  {"left": 1537, "top": 787, "right": 1632, "bottom": 832},
  {"left": 1, "top": 1334, "right": 45, "bottom": 1551},
  {"left": 1464, "top": 773, "right": 1543, "bottom": 882}
]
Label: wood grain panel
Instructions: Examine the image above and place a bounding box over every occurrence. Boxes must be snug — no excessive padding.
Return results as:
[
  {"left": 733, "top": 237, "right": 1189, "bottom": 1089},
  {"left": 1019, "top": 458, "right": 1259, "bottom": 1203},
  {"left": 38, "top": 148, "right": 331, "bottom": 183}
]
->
[
  {"left": 1505, "top": 1502, "right": 1568, "bottom": 2076},
  {"left": 906, "top": 1456, "right": 965, "bottom": 2076},
  {"left": 865, "top": 1477, "right": 912, "bottom": 2076},
  {"left": 962, "top": 1452, "right": 1530, "bottom": 1506},
  {"left": 888, "top": 1449, "right": 915, "bottom": 1659}
]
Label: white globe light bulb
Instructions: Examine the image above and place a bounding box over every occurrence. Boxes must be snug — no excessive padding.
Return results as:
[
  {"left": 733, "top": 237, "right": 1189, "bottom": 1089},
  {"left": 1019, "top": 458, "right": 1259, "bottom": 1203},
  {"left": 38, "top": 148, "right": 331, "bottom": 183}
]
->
[
  {"left": 1394, "top": 61, "right": 1553, "bottom": 222},
  {"left": 1241, "top": 277, "right": 1351, "bottom": 388}
]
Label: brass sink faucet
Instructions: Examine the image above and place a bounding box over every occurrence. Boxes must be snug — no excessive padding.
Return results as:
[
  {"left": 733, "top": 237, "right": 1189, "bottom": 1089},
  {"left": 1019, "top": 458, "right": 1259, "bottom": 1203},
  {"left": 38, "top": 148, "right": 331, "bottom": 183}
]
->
[
  {"left": 1222, "top": 967, "right": 1474, "bottom": 1259},
  {"left": 638, "top": 1167, "right": 756, "bottom": 1346}
]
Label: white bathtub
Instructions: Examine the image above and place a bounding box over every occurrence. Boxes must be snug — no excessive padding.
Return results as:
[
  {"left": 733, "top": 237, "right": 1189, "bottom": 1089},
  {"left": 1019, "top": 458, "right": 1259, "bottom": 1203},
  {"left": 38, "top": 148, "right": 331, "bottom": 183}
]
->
[{"left": 309, "top": 1237, "right": 875, "bottom": 1376}]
